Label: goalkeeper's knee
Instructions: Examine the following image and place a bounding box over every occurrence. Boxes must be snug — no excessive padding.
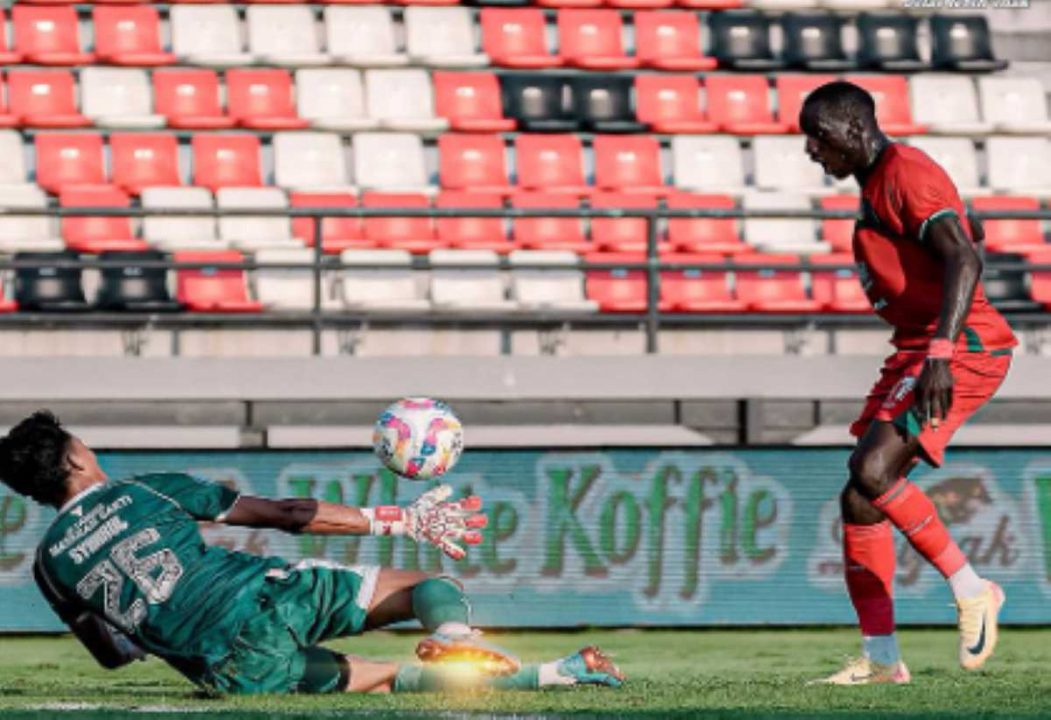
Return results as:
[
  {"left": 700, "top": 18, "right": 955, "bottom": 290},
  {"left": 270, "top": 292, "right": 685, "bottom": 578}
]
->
[{"left": 412, "top": 576, "right": 470, "bottom": 631}]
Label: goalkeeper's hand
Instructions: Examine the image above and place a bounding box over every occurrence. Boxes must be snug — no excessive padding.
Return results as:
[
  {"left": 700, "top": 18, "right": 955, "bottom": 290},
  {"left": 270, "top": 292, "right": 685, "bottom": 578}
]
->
[{"left": 363, "top": 485, "right": 487, "bottom": 560}]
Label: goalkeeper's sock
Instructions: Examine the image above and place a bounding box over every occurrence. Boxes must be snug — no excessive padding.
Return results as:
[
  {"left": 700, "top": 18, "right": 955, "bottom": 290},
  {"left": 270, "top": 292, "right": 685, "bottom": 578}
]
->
[
  {"left": 412, "top": 577, "right": 471, "bottom": 632},
  {"left": 843, "top": 521, "right": 896, "bottom": 637},
  {"left": 873, "top": 478, "right": 968, "bottom": 579},
  {"left": 393, "top": 664, "right": 542, "bottom": 692}
]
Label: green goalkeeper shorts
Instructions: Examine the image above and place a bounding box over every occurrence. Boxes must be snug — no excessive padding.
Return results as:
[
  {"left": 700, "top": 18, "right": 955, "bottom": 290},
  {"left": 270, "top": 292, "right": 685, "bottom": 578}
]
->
[{"left": 200, "top": 560, "right": 380, "bottom": 694}]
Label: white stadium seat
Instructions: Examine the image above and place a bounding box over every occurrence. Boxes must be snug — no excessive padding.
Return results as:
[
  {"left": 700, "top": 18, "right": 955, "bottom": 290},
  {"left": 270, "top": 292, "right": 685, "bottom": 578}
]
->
[
  {"left": 0, "top": 131, "right": 31, "bottom": 187},
  {"left": 752, "top": 135, "right": 831, "bottom": 196},
  {"left": 986, "top": 137, "right": 1051, "bottom": 197},
  {"left": 910, "top": 75, "right": 994, "bottom": 136},
  {"left": 353, "top": 133, "right": 432, "bottom": 193},
  {"left": 907, "top": 137, "right": 985, "bottom": 197},
  {"left": 171, "top": 6, "right": 254, "bottom": 68},
  {"left": 340, "top": 249, "right": 430, "bottom": 312},
  {"left": 404, "top": 7, "right": 489, "bottom": 68},
  {"left": 80, "top": 68, "right": 164, "bottom": 129},
  {"left": 0, "top": 185, "right": 64, "bottom": 254},
  {"left": 365, "top": 69, "right": 449, "bottom": 134},
  {"left": 325, "top": 7, "right": 408, "bottom": 68},
  {"left": 273, "top": 132, "right": 354, "bottom": 192},
  {"left": 671, "top": 136, "right": 746, "bottom": 195},
  {"left": 509, "top": 250, "right": 598, "bottom": 312},
  {"left": 743, "top": 191, "right": 830, "bottom": 255},
  {"left": 142, "top": 186, "right": 225, "bottom": 251},
  {"left": 819, "top": 0, "right": 894, "bottom": 7},
  {"left": 430, "top": 249, "right": 518, "bottom": 312},
  {"left": 978, "top": 77, "right": 1051, "bottom": 135},
  {"left": 295, "top": 69, "right": 376, "bottom": 132},
  {"left": 216, "top": 187, "right": 301, "bottom": 251},
  {"left": 255, "top": 247, "right": 339, "bottom": 311},
  {"left": 247, "top": 6, "right": 329, "bottom": 68}
]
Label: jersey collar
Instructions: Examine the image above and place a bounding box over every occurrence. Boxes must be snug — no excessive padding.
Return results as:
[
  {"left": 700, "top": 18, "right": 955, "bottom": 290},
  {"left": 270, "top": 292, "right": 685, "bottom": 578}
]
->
[{"left": 56, "top": 483, "right": 104, "bottom": 516}]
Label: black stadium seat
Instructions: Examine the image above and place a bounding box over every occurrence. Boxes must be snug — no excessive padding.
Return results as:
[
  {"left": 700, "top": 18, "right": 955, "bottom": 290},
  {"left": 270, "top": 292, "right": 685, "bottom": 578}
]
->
[
  {"left": 95, "top": 251, "right": 183, "bottom": 312},
  {"left": 501, "top": 75, "right": 578, "bottom": 133},
  {"left": 931, "top": 14, "right": 1008, "bottom": 72},
  {"left": 709, "top": 11, "right": 784, "bottom": 71},
  {"left": 571, "top": 75, "right": 646, "bottom": 134},
  {"left": 782, "top": 13, "right": 855, "bottom": 72},
  {"left": 14, "top": 251, "right": 92, "bottom": 312},
  {"left": 983, "top": 254, "right": 1042, "bottom": 313},
  {"left": 856, "top": 12, "right": 928, "bottom": 72}
]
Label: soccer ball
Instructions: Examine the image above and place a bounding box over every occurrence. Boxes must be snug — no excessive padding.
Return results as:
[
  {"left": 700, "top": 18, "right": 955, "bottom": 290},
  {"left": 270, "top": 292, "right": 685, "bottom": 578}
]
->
[{"left": 372, "top": 397, "right": 464, "bottom": 480}]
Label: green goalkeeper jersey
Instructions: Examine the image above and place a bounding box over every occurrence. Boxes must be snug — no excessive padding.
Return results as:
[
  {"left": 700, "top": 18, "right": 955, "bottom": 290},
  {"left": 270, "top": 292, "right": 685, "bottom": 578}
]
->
[{"left": 33, "top": 473, "right": 285, "bottom": 665}]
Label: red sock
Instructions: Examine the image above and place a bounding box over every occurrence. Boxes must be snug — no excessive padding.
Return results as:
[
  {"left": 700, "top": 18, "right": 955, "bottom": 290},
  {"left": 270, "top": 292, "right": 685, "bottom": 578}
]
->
[
  {"left": 874, "top": 478, "right": 967, "bottom": 579},
  {"left": 843, "top": 521, "right": 896, "bottom": 635}
]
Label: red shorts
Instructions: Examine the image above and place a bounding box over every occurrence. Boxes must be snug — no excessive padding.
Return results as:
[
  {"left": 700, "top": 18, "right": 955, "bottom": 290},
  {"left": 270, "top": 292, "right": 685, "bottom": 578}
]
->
[{"left": 850, "top": 350, "right": 1012, "bottom": 466}]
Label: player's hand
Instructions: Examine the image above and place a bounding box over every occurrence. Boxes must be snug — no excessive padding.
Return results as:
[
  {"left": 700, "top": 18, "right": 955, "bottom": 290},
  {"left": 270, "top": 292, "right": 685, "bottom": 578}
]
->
[
  {"left": 405, "top": 484, "right": 487, "bottom": 560},
  {"left": 915, "top": 358, "right": 954, "bottom": 430}
]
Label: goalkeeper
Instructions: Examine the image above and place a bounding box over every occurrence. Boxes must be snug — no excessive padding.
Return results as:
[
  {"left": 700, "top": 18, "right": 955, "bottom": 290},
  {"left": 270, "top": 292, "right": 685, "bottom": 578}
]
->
[{"left": 0, "top": 411, "right": 624, "bottom": 695}]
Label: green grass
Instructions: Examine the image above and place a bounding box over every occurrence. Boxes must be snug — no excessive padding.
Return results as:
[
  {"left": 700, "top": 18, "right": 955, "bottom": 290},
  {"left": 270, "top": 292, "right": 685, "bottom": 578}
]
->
[{"left": 1, "top": 629, "right": 1050, "bottom": 719}]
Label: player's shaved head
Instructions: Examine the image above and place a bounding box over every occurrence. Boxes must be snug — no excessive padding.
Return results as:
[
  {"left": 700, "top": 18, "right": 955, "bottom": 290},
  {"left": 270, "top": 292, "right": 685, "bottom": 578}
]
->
[
  {"left": 800, "top": 81, "right": 887, "bottom": 181},
  {"left": 799, "top": 81, "right": 877, "bottom": 138},
  {"left": 0, "top": 410, "right": 73, "bottom": 506}
]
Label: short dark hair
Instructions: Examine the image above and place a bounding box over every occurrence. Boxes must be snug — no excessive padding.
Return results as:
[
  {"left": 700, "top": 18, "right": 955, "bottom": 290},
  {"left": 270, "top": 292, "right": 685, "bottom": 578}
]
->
[
  {"left": 800, "top": 81, "right": 877, "bottom": 136},
  {"left": 0, "top": 411, "right": 72, "bottom": 507}
]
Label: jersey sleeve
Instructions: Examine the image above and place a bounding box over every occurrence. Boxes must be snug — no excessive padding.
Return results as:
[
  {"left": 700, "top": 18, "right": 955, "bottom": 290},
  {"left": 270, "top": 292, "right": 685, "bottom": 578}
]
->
[
  {"left": 890, "top": 155, "right": 965, "bottom": 244},
  {"left": 126, "top": 473, "right": 240, "bottom": 521}
]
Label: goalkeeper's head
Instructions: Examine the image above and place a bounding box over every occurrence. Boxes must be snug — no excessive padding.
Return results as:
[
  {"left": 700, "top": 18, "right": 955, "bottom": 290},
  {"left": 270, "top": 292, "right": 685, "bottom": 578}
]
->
[
  {"left": 0, "top": 410, "right": 104, "bottom": 508},
  {"left": 800, "top": 80, "right": 882, "bottom": 181}
]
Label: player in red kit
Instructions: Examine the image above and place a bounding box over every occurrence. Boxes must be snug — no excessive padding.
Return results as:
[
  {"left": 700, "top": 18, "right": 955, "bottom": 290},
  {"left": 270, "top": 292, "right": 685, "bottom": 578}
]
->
[{"left": 799, "top": 82, "right": 1016, "bottom": 685}]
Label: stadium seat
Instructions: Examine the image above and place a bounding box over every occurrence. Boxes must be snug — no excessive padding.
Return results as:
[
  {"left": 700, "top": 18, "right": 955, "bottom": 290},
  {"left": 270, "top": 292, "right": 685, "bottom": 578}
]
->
[
  {"left": 0, "top": 75, "right": 17, "bottom": 128},
  {"left": 60, "top": 186, "right": 149, "bottom": 254},
  {"left": 753, "top": 135, "right": 830, "bottom": 195},
  {"left": 708, "top": 11, "right": 783, "bottom": 71},
  {"left": 593, "top": 135, "right": 669, "bottom": 195},
  {"left": 743, "top": 191, "right": 829, "bottom": 255},
  {"left": 819, "top": 194, "right": 858, "bottom": 254},
  {"left": 438, "top": 134, "right": 512, "bottom": 195},
  {"left": 153, "top": 69, "right": 235, "bottom": 130},
  {"left": 226, "top": 69, "right": 308, "bottom": 130},
  {"left": 0, "top": 10, "right": 23, "bottom": 65},
  {"left": 14, "top": 250, "right": 91, "bottom": 312},
  {"left": 978, "top": 78, "right": 1051, "bottom": 134},
  {"left": 1027, "top": 249, "right": 1051, "bottom": 311},
  {"left": 809, "top": 253, "right": 870, "bottom": 313},
  {"left": 571, "top": 75, "right": 646, "bottom": 134},
  {"left": 8, "top": 70, "right": 90, "bottom": 128},
  {"left": 353, "top": 133, "right": 431, "bottom": 193},
  {"left": 501, "top": 75, "right": 578, "bottom": 133},
  {"left": 590, "top": 192, "right": 661, "bottom": 254},
  {"left": 665, "top": 192, "right": 748, "bottom": 255},
  {"left": 290, "top": 192, "right": 371, "bottom": 253},
  {"left": 0, "top": 185, "right": 64, "bottom": 254},
  {"left": 170, "top": 6, "right": 254, "bottom": 67},
  {"left": 273, "top": 132, "right": 354, "bottom": 192},
  {"left": 634, "top": 11, "right": 717, "bottom": 71},
  {"left": 982, "top": 251, "right": 1041, "bottom": 312},
  {"left": 634, "top": 75, "right": 717, "bottom": 134},
  {"left": 480, "top": 8, "right": 562, "bottom": 69},
  {"left": 986, "top": 137, "right": 1051, "bottom": 197},
  {"left": 80, "top": 68, "right": 165, "bottom": 130},
  {"left": 217, "top": 187, "right": 300, "bottom": 252},
  {"left": 584, "top": 252, "right": 650, "bottom": 313},
  {"left": 910, "top": 75, "right": 993, "bottom": 135},
  {"left": 781, "top": 12, "right": 853, "bottom": 71},
  {"left": 295, "top": 69, "right": 374, "bottom": 132},
  {"left": 340, "top": 249, "right": 429, "bottom": 313},
  {"left": 255, "top": 247, "right": 336, "bottom": 312},
  {"left": 930, "top": 14, "right": 1007, "bottom": 72},
  {"left": 142, "top": 186, "right": 224, "bottom": 251},
  {"left": 174, "top": 250, "right": 263, "bottom": 313},
  {"left": 970, "top": 196, "right": 1047, "bottom": 254},
  {"left": 93, "top": 6, "right": 176, "bottom": 66},
  {"left": 325, "top": 7, "right": 408, "bottom": 67},
  {"left": 776, "top": 74, "right": 837, "bottom": 133},
  {"left": 365, "top": 69, "right": 449, "bottom": 133},
  {"left": 660, "top": 253, "right": 744, "bottom": 313},
  {"left": 433, "top": 72, "right": 515, "bottom": 132},
  {"left": 435, "top": 191, "right": 510, "bottom": 252},
  {"left": 405, "top": 7, "right": 489, "bottom": 67},
  {"left": 749, "top": 0, "right": 818, "bottom": 7},
  {"left": 706, "top": 75, "right": 789, "bottom": 134},
  {"left": 362, "top": 192, "right": 440, "bottom": 253},
  {"left": 671, "top": 135, "right": 746, "bottom": 195},
  {"left": 820, "top": 0, "right": 895, "bottom": 7},
  {"left": 512, "top": 192, "right": 590, "bottom": 252},
  {"left": 0, "top": 131, "right": 28, "bottom": 186},
  {"left": 514, "top": 134, "right": 591, "bottom": 196},
  {"left": 95, "top": 250, "right": 182, "bottom": 313},
  {"left": 430, "top": 249, "right": 518, "bottom": 312},
  {"left": 12, "top": 6, "right": 93, "bottom": 65},
  {"left": 35, "top": 133, "right": 110, "bottom": 194},
  {"left": 856, "top": 12, "right": 926, "bottom": 72},
  {"left": 192, "top": 134, "right": 263, "bottom": 192},
  {"left": 509, "top": 250, "right": 596, "bottom": 312},
  {"left": 111, "top": 133, "right": 182, "bottom": 195},
  {"left": 907, "top": 137, "right": 984, "bottom": 197},
  {"left": 557, "top": 10, "right": 639, "bottom": 69},
  {"left": 734, "top": 253, "right": 821, "bottom": 313},
  {"left": 247, "top": 6, "right": 329, "bottom": 67},
  {"left": 845, "top": 75, "right": 926, "bottom": 136}
]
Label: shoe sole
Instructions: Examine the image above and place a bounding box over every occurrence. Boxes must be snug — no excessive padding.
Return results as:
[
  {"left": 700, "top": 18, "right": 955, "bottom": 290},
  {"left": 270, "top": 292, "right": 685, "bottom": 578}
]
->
[
  {"left": 961, "top": 582, "right": 1005, "bottom": 671},
  {"left": 416, "top": 638, "right": 521, "bottom": 676}
]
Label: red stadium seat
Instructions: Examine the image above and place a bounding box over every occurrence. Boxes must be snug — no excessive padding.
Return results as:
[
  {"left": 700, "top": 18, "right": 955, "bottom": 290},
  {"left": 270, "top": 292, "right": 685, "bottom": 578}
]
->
[
  {"left": 734, "top": 253, "right": 821, "bottom": 313},
  {"left": 192, "top": 134, "right": 263, "bottom": 192},
  {"left": 0, "top": 10, "right": 24, "bottom": 65},
  {"left": 361, "top": 192, "right": 440, "bottom": 254},
  {"left": 111, "top": 133, "right": 182, "bottom": 196},
  {"left": 593, "top": 135, "right": 669, "bottom": 195},
  {"left": 8, "top": 70, "right": 90, "bottom": 128},
  {"left": 290, "top": 192, "right": 372, "bottom": 254},
  {"left": 661, "top": 253, "right": 744, "bottom": 313},
  {"left": 60, "top": 186, "right": 149, "bottom": 254},
  {"left": 436, "top": 191, "right": 511, "bottom": 252},
  {"left": 433, "top": 72, "right": 515, "bottom": 133},
  {"left": 480, "top": 9, "right": 562, "bottom": 69},
  {"left": 175, "top": 250, "right": 263, "bottom": 313},
  {"left": 226, "top": 69, "right": 309, "bottom": 130},
  {"left": 154, "top": 70, "right": 235, "bottom": 130},
  {"left": 820, "top": 195, "right": 858, "bottom": 254},
  {"left": 590, "top": 192, "right": 660, "bottom": 254},
  {"left": 635, "top": 12, "right": 716, "bottom": 71},
  {"left": 12, "top": 6, "right": 93, "bottom": 65},
  {"left": 35, "top": 133, "right": 110, "bottom": 194},
  {"left": 810, "top": 253, "right": 871, "bottom": 313},
  {"left": 557, "top": 10, "right": 639, "bottom": 70},
  {"left": 512, "top": 193, "right": 590, "bottom": 253},
  {"left": 706, "top": 75, "right": 790, "bottom": 135},
  {"left": 93, "top": 6, "right": 176, "bottom": 66},
  {"left": 776, "top": 74, "right": 837, "bottom": 133},
  {"left": 584, "top": 252, "right": 651, "bottom": 312},
  {"left": 846, "top": 75, "right": 927, "bottom": 136},
  {"left": 634, "top": 75, "right": 718, "bottom": 134},
  {"left": 438, "top": 134, "right": 512, "bottom": 195},
  {"left": 666, "top": 192, "right": 748, "bottom": 255},
  {"left": 514, "top": 134, "right": 592, "bottom": 196},
  {"left": 971, "top": 196, "right": 1047, "bottom": 254}
]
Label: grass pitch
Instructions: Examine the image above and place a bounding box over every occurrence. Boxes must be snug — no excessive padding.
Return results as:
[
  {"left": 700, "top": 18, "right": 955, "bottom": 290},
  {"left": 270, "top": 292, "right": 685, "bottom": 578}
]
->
[{"left": 1, "top": 628, "right": 1049, "bottom": 719}]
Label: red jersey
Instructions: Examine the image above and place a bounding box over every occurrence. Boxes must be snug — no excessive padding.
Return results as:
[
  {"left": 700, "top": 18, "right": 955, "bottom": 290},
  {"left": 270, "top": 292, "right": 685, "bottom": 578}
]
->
[{"left": 854, "top": 143, "right": 1016, "bottom": 352}]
